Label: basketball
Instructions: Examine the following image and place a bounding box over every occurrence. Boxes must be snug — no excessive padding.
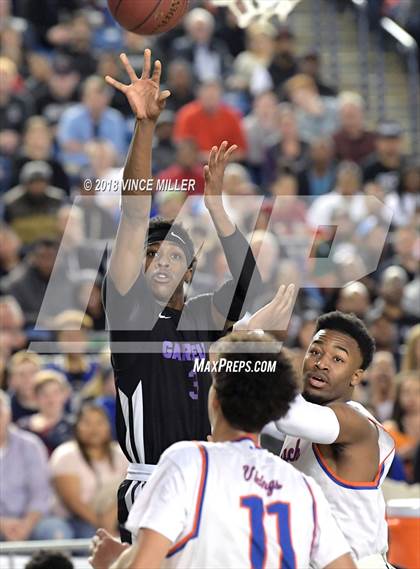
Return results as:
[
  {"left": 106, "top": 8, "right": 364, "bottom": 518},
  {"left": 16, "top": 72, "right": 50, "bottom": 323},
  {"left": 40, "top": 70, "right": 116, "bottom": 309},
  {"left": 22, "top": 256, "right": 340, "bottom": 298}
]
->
[{"left": 108, "top": 0, "right": 189, "bottom": 35}]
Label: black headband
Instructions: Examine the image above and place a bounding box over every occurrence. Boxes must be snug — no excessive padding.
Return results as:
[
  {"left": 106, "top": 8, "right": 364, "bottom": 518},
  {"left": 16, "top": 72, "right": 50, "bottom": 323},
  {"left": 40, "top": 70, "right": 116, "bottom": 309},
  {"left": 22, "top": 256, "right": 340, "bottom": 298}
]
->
[{"left": 146, "top": 227, "right": 195, "bottom": 267}]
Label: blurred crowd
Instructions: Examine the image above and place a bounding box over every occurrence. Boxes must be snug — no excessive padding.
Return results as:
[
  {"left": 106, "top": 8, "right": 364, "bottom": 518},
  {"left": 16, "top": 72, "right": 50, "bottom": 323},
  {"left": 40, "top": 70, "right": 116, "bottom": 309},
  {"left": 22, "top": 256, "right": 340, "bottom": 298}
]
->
[{"left": 0, "top": 0, "right": 419, "bottom": 544}]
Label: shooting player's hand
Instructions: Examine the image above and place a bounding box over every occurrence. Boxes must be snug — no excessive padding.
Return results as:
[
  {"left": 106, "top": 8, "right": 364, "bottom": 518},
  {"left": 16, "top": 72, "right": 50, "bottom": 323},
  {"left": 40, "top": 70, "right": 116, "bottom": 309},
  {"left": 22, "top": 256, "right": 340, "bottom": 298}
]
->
[{"left": 105, "top": 49, "right": 170, "bottom": 122}]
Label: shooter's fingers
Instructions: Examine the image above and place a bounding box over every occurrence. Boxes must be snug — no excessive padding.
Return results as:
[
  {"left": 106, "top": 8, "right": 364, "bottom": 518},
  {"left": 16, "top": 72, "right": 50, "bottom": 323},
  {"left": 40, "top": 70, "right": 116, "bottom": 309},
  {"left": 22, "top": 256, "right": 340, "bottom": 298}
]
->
[
  {"left": 203, "top": 164, "right": 210, "bottom": 183},
  {"left": 120, "top": 53, "right": 138, "bottom": 83},
  {"left": 105, "top": 75, "right": 127, "bottom": 93},
  {"left": 141, "top": 48, "right": 152, "bottom": 79},
  {"left": 152, "top": 59, "right": 162, "bottom": 84},
  {"left": 158, "top": 89, "right": 171, "bottom": 102}
]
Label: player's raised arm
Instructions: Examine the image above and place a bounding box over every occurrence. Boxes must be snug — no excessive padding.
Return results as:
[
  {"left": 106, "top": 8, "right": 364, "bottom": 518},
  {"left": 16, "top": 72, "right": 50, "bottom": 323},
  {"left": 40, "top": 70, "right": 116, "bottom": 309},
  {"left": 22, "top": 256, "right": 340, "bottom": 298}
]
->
[
  {"left": 105, "top": 49, "right": 171, "bottom": 295},
  {"left": 204, "top": 142, "right": 262, "bottom": 329}
]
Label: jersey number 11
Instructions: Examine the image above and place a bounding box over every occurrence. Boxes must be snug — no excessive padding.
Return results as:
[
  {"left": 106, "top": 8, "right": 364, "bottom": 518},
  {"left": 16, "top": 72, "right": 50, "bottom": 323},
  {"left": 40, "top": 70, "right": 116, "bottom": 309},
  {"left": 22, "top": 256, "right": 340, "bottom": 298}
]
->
[{"left": 241, "top": 496, "right": 296, "bottom": 569}]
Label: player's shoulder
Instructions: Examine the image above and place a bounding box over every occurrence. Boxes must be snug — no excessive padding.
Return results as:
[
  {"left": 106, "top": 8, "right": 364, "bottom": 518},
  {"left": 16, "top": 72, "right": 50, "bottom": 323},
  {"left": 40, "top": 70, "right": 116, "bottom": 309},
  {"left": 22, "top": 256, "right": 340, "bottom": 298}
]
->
[{"left": 160, "top": 440, "right": 207, "bottom": 468}]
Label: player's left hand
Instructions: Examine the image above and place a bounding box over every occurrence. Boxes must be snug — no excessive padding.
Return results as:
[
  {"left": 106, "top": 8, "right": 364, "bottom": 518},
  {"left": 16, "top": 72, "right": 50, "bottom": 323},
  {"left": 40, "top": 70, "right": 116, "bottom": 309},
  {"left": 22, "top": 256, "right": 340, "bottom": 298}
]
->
[
  {"left": 203, "top": 141, "right": 238, "bottom": 210},
  {"left": 246, "top": 284, "right": 296, "bottom": 332},
  {"left": 88, "top": 528, "right": 129, "bottom": 569}
]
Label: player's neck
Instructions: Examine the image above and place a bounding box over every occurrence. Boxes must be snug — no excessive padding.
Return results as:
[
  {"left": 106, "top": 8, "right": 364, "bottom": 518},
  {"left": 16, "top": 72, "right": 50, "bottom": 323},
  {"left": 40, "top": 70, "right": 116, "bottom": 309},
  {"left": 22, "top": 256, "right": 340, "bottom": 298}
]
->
[{"left": 212, "top": 421, "right": 259, "bottom": 446}]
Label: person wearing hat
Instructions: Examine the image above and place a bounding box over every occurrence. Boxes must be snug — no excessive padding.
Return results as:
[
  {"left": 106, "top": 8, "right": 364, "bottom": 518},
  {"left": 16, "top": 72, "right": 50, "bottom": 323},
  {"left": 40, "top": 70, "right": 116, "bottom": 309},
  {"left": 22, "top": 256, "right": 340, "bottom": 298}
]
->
[
  {"left": 299, "top": 50, "right": 337, "bottom": 97},
  {"left": 3, "top": 160, "right": 66, "bottom": 245},
  {"left": 362, "top": 120, "right": 407, "bottom": 194}
]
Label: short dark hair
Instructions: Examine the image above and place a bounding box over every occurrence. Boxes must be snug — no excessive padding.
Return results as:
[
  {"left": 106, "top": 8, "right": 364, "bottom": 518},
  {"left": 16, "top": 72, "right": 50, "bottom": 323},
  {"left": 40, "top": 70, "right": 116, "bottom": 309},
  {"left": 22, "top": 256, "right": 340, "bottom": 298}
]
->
[
  {"left": 148, "top": 217, "right": 196, "bottom": 268},
  {"left": 212, "top": 331, "right": 297, "bottom": 432},
  {"left": 25, "top": 551, "right": 73, "bottom": 569},
  {"left": 315, "top": 311, "right": 375, "bottom": 369}
]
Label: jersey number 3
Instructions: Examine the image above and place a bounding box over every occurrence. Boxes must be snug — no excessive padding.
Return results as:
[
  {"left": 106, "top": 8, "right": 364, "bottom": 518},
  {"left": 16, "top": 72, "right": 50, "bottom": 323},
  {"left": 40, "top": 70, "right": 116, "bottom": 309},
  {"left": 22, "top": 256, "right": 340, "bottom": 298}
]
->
[{"left": 241, "top": 496, "right": 296, "bottom": 569}]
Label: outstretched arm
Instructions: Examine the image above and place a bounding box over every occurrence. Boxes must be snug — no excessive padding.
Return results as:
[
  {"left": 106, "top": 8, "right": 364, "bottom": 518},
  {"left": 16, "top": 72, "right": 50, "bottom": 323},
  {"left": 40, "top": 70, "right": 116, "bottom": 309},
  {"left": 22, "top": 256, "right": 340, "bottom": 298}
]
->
[
  {"left": 105, "top": 49, "right": 170, "bottom": 295},
  {"left": 205, "top": 143, "right": 262, "bottom": 329}
]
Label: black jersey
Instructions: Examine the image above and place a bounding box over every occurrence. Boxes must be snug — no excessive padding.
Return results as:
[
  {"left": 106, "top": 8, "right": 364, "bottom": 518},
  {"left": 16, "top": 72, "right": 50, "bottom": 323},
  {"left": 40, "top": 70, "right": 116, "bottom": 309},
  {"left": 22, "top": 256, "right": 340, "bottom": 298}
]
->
[{"left": 103, "top": 275, "right": 222, "bottom": 465}]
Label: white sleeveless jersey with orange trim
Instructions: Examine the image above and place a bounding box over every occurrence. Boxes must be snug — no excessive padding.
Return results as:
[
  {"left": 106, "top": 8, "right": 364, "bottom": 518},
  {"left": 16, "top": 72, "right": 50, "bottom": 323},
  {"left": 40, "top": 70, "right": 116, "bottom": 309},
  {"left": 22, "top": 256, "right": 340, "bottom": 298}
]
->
[
  {"left": 126, "top": 438, "right": 351, "bottom": 568},
  {"left": 281, "top": 401, "right": 395, "bottom": 560}
]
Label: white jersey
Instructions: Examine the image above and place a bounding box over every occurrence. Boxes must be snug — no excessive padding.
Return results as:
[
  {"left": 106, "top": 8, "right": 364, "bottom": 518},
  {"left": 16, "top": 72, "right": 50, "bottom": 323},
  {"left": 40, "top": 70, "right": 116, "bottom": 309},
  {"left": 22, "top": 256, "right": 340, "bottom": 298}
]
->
[
  {"left": 126, "top": 437, "right": 350, "bottom": 569},
  {"left": 281, "top": 401, "right": 395, "bottom": 560}
]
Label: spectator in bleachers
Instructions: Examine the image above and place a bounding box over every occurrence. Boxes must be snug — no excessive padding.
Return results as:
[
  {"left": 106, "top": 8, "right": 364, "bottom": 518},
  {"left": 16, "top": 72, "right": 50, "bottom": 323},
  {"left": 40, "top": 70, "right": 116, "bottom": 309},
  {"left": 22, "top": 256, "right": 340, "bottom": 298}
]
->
[
  {"left": 262, "top": 103, "right": 309, "bottom": 189},
  {"left": 0, "top": 238, "right": 74, "bottom": 327},
  {"left": 366, "top": 351, "right": 396, "bottom": 422},
  {"left": 97, "top": 52, "right": 132, "bottom": 118},
  {"left": 18, "top": 369, "right": 74, "bottom": 455},
  {"left": 25, "top": 550, "right": 74, "bottom": 569},
  {"left": 285, "top": 74, "right": 339, "bottom": 143},
  {"left": 56, "top": 204, "right": 105, "bottom": 275},
  {"left": 157, "top": 138, "right": 205, "bottom": 194},
  {"left": 48, "top": 11, "right": 97, "bottom": 79},
  {"left": 368, "top": 310, "right": 399, "bottom": 357},
  {"left": 298, "top": 50, "right": 337, "bottom": 97},
  {"left": 57, "top": 75, "right": 127, "bottom": 173},
  {"left": 0, "top": 297, "right": 27, "bottom": 388},
  {"left": 0, "top": 56, "right": 33, "bottom": 157},
  {"left": 306, "top": 160, "right": 361, "bottom": 227},
  {"left": 81, "top": 365, "right": 117, "bottom": 440},
  {"left": 229, "top": 21, "right": 276, "bottom": 95},
  {"left": 50, "top": 403, "right": 127, "bottom": 538},
  {"left": 163, "top": 59, "right": 195, "bottom": 112},
  {"left": 333, "top": 92, "right": 376, "bottom": 164},
  {"left": 172, "top": 8, "right": 232, "bottom": 82},
  {"left": 298, "top": 136, "right": 336, "bottom": 197},
  {"left": 33, "top": 55, "right": 79, "bottom": 126},
  {"left": 381, "top": 226, "right": 418, "bottom": 282},
  {"left": 76, "top": 184, "right": 117, "bottom": 241},
  {"left": 255, "top": 26, "right": 299, "bottom": 92},
  {"left": 243, "top": 91, "right": 279, "bottom": 185},
  {"left": 385, "top": 371, "right": 420, "bottom": 481},
  {"left": 7, "top": 351, "right": 41, "bottom": 422},
  {"left": 174, "top": 79, "right": 247, "bottom": 161},
  {"left": 336, "top": 281, "right": 370, "bottom": 319},
  {"left": 371, "top": 266, "right": 418, "bottom": 345},
  {"left": 152, "top": 110, "right": 177, "bottom": 174},
  {"left": 0, "top": 223, "right": 21, "bottom": 278},
  {"left": 83, "top": 140, "right": 122, "bottom": 217},
  {"left": 385, "top": 162, "right": 420, "bottom": 227},
  {"left": 266, "top": 173, "right": 307, "bottom": 235},
  {"left": 401, "top": 324, "right": 420, "bottom": 372},
  {"left": 47, "top": 310, "right": 100, "bottom": 392},
  {"left": 3, "top": 161, "right": 66, "bottom": 246},
  {"left": 10, "top": 116, "right": 70, "bottom": 194},
  {"left": 74, "top": 272, "right": 106, "bottom": 331},
  {"left": 363, "top": 120, "right": 407, "bottom": 193},
  {"left": 0, "top": 390, "right": 73, "bottom": 541}
]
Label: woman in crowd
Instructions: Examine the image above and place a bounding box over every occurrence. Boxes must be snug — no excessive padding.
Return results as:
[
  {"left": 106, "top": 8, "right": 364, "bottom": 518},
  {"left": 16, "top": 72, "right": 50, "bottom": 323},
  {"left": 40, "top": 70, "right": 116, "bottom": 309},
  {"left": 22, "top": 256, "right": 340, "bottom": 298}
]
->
[
  {"left": 50, "top": 403, "right": 127, "bottom": 538},
  {"left": 385, "top": 371, "right": 420, "bottom": 481},
  {"left": 402, "top": 323, "right": 420, "bottom": 372}
]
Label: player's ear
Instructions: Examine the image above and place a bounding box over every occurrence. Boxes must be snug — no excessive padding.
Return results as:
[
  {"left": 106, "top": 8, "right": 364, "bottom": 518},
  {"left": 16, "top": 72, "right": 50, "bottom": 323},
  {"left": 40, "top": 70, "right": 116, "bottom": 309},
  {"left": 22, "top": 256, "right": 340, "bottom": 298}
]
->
[
  {"left": 350, "top": 368, "right": 364, "bottom": 387},
  {"left": 184, "top": 266, "right": 193, "bottom": 284}
]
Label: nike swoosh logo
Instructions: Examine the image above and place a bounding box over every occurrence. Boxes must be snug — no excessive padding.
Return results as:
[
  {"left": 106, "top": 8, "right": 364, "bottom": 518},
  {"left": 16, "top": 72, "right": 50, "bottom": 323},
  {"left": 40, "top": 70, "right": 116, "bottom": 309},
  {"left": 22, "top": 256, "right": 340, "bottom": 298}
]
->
[
  {"left": 158, "top": 313, "right": 171, "bottom": 319},
  {"left": 170, "top": 232, "right": 186, "bottom": 244}
]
